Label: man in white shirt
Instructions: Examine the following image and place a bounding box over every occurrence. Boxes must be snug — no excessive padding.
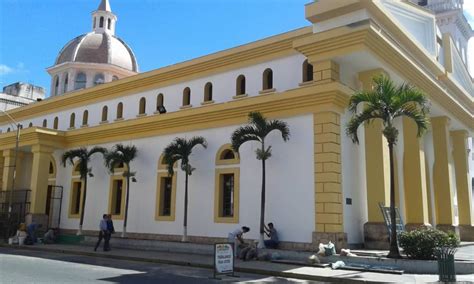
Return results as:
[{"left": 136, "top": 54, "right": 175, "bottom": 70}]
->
[{"left": 94, "top": 214, "right": 109, "bottom": 252}]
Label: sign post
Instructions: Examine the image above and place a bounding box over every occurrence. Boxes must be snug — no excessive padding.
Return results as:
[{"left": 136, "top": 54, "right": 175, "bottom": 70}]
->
[{"left": 213, "top": 243, "right": 237, "bottom": 279}]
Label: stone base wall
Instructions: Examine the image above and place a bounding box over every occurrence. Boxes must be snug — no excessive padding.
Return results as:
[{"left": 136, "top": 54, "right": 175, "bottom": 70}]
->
[
  {"left": 59, "top": 229, "right": 314, "bottom": 251},
  {"left": 364, "top": 222, "right": 389, "bottom": 249},
  {"left": 312, "top": 231, "right": 347, "bottom": 252},
  {"left": 458, "top": 225, "right": 474, "bottom": 241},
  {"left": 405, "top": 223, "right": 432, "bottom": 231},
  {"left": 436, "top": 224, "right": 459, "bottom": 237}
]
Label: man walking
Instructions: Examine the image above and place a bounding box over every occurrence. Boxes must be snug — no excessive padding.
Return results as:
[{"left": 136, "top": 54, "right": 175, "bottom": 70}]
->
[
  {"left": 94, "top": 214, "right": 109, "bottom": 252},
  {"left": 105, "top": 214, "right": 115, "bottom": 251}
]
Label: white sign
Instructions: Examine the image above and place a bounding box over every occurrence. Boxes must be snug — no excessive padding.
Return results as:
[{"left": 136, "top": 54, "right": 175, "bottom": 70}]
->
[{"left": 214, "top": 243, "right": 234, "bottom": 274}]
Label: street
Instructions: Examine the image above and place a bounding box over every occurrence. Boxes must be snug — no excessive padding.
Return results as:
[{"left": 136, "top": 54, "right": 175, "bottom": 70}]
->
[{"left": 0, "top": 248, "right": 321, "bottom": 283}]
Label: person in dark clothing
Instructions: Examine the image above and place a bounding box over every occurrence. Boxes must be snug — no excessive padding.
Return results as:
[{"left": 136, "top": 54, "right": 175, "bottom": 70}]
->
[
  {"left": 94, "top": 214, "right": 109, "bottom": 251},
  {"left": 264, "top": 222, "right": 279, "bottom": 249},
  {"left": 105, "top": 214, "right": 115, "bottom": 251}
]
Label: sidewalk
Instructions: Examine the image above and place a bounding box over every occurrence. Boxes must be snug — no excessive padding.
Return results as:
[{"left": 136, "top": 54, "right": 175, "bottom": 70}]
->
[{"left": 2, "top": 243, "right": 474, "bottom": 283}]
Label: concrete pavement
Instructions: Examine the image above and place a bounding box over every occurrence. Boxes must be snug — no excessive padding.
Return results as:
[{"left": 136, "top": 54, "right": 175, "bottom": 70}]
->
[{"left": 2, "top": 243, "right": 474, "bottom": 283}]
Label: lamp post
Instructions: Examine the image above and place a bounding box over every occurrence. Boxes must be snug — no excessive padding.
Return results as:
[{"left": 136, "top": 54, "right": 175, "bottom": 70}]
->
[{"left": 0, "top": 109, "right": 21, "bottom": 237}]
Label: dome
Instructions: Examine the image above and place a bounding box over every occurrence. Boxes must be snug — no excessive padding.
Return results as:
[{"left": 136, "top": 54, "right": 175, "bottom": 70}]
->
[{"left": 55, "top": 32, "right": 138, "bottom": 72}]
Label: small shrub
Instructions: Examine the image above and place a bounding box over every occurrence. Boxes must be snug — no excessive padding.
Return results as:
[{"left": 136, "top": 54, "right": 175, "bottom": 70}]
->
[{"left": 399, "top": 228, "right": 459, "bottom": 260}]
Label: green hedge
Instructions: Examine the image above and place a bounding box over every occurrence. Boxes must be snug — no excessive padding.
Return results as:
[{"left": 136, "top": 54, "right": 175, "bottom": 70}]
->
[{"left": 399, "top": 228, "right": 459, "bottom": 260}]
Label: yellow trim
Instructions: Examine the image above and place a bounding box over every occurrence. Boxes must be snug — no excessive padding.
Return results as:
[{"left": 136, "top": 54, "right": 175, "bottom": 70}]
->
[
  {"left": 214, "top": 167, "right": 240, "bottom": 224},
  {"left": 155, "top": 172, "right": 177, "bottom": 221},
  {"left": 451, "top": 130, "right": 473, "bottom": 226},
  {"left": 431, "top": 116, "right": 455, "bottom": 225},
  {"left": 158, "top": 154, "right": 178, "bottom": 170},
  {"left": 107, "top": 174, "right": 127, "bottom": 220},
  {"left": 68, "top": 178, "right": 83, "bottom": 219},
  {"left": 215, "top": 144, "right": 240, "bottom": 165}
]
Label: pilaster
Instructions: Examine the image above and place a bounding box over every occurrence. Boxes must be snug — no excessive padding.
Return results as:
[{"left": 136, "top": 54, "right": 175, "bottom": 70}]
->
[
  {"left": 451, "top": 130, "right": 473, "bottom": 240},
  {"left": 29, "top": 145, "right": 54, "bottom": 214},
  {"left": 309, "top": 60, "right": 340, "bottom": 85},
  {"left": 431, "top": 117, "right": 456, "bottom": 228},
  {"left": 313, "top": 111, "right": 346, "bottom": 250},
  {"left": 2, "top": 150, "right": 16, "bottom": 191},
  {"left": 358, "top": 69, "right": 391, "bottom": 249},
  {"left": 403, "top": 117, "right": 430, "bottom": 226}
]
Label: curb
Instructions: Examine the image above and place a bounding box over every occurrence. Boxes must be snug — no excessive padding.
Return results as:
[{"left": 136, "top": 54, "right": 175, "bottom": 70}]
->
[{"left": 0, "top": 244, "right": 382, "bottom": 283}]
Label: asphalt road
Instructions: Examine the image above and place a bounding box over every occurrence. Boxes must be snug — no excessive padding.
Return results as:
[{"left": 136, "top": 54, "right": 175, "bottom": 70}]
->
[{"left": 0, "top": 247, "right": 321, "bottom": 283}]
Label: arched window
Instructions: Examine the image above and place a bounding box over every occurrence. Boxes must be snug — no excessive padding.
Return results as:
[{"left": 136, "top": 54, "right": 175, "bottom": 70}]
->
[
  {"left": 7, "top": 128, "right": 10, "bottom": 132},
  {"left": 182, "top": 87, "right": 191, "bottom": 106},
  {"left": 156, "top": 154, "right": 177, "bottom": 221},
  {"left": 75, "top": 72, "right": 86, "bottom": 90},
  {"left": 93, "top": 73, "right": 104, "bottom": 86},
  {"left": 204, "top": 82, "right": 213, "bottom": 102},
  {"left": 99, "top": 16, "right": 104, "bottom": 28},
  {"left": 139, "top": 97, "right": 146, "bottom": 115},
  {"left": 63, "top": 73, "right": 69, "bottom": 93},
  {"left": 236, "top": 75, "right": 246, "bottom": 96},
  {"left": 112, "top": 75, "right": 119, "bottom": 81},
  {"left": 54, "top": 76, "right": 59, "bottom": 96},
  {"left": 49, "top": 156, "right": 57, "bottom": 179},
  {"left": 42, "top": 119, "right": 47, "bottom": 127},
  {"left": 82, "top": 110, "right": 89, "bottom": 126},
  {"left": 53, "top": 117, "right": 59, "bottom": 130},
  {"left": 157, "top": 93, "right": 164, "bottom": 110},
  {"left": 116, "top": 102, "right": 123, "bottom": 119},
  {"left": 262, "top": 68, "right": 273, "bottom": 90},
  {"left": 102, "top": 106, "right": 108, "bottom": 122},
  {"left": 28, "top": 122, "right": 33, "bottom": 128},
  {"left": 214, "top": 144, "right": 240, "bottom": 223},
  {"left": 69, "top": 113, "right": 76, "bottom": 128},
  {"left": 107, "top": 18, "right": 111, "bottom": 29},
  {"left": 302, "top": 60, "right": 313, "bottom": 82}
]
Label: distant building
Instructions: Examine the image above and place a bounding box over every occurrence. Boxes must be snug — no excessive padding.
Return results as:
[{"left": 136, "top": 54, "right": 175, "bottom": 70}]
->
[{"left": 0, "top": 82, "right": 45, "bottom": 111}]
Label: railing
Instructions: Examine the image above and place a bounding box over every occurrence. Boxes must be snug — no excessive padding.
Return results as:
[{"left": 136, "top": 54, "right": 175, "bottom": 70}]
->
[
  {"left": 426, "top": 0, "right": 463, "bottom": 12},
  {"left": 0, "top": 189, "right": 31, "bottom": 239},
  {"left": 443, "top": 34, "right": 474, "bottom": 96}
]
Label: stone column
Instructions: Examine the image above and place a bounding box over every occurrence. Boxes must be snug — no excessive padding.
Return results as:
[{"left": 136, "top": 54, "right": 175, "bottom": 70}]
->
[
  {"left": 313, "top": 111, "right": 347, "bottom": 250},
  {"left": 431, "top": 117, "right": 457, "bottom": 233},
  {"left": 358, "top": 69, "right": 391, "bottom": 249},
  {"left": 310, "top": 59, "right": 340, "bottom": 85},
  {"left": 28, "top": 145, "right": 54, "bottom": 228},
  {"left": 2, "top": 149, "right": 16, "bottom": 191},
  {"left": 403, "top": 117, "right": 430, "bottom": 228},
  {"left": 451, "top": 130, "right": 473, "bottom": 240}
]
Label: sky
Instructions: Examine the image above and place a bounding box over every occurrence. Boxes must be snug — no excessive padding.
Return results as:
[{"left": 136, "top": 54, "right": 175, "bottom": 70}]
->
[{"left": 0, "top": 0, "right": 473, "bottom": 96}]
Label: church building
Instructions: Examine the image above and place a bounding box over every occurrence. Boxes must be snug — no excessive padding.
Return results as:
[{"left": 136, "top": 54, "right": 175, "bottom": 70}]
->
[{"left": 0, "top": 0, "right": 473, "bottom": 249}]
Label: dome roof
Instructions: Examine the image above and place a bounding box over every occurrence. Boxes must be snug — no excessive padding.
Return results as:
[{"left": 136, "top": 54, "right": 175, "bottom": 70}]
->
[{"left": 55, "top": 32, "right": 138, "bottom": 72}]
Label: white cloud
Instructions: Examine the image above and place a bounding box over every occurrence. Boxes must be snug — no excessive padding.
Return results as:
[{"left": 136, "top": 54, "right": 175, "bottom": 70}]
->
[
  {"left": 0, "top": 62, "right": 28, "bottom": 76},
  {"left": 0, "top": 64, "right": 14, "bottom": 75}
]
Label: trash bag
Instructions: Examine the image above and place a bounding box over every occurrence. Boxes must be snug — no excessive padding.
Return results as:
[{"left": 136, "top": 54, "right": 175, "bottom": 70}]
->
[
  {"left": 331, "top": 260, "right": 346, "bottom": 269},
  {"left": 308, "top": 254, "right": 320, "bottom": 264}
]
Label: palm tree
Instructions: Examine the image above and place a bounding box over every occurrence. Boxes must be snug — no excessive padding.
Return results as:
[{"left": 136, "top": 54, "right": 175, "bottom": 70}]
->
[
  {"left": 346, "top": 75, "right": 429, "bottom": 258},
  {"left": 231, "top": 112, "right": 290, "bottom": 248},
  {"left": 104, "top": 144, "right": 138, "bottom": 238},
  {"left": 163, "top": 137, "right": 207, "bottom": 242},
  {"left": 62, "top": 147, "right": 107, "bottom": 235}
]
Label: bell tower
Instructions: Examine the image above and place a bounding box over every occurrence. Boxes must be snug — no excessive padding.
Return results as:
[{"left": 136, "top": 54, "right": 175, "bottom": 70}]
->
[{"left": 92, "top": 0, "right": 117, "bottom": 35}]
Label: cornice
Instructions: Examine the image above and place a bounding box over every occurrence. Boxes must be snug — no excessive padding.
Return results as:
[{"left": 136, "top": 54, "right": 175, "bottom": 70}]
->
[
  {"left": 2, "top": 26, "right": 312, "bottom": 125},
  {"left": 0, "top": 82, "right": 351, "bottom": 149}
]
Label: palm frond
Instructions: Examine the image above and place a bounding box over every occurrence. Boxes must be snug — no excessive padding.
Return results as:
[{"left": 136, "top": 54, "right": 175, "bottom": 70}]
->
[
  {"left": 346, "top": 108, "right": 383, "bottom": 144},
  {"left": 231, "top": 125, "right": 260, "bottom": 152},
  {"left": 188, "top": 136, "right": 208, "bottom": 151},
  {"left": 248, "top": 111, "right": 267, "bottom": 131},
  {"left": 396, "top": 105, "right": 430, "bottom": 137},
  {"left": 88, "top": 146, "right": 107, "bottom": 158},
  {"left": 348, "top": 92, "right": 380, "bottom": 113},
  {"left": 266, "top": 119, "right": 290, "bottom": 142}
]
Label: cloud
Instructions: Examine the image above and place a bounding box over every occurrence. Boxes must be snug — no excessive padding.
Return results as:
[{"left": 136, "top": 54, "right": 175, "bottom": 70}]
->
[
  {"left": 0, "top": 62, "right": 28, "bottom": 76},
  {"left": 0, "top": 64, "right": 14, "bottom": 75}
]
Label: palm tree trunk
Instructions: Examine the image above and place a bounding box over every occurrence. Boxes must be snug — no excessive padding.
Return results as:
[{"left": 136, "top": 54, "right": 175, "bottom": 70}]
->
[
  {"left": 122, "top": 173, "right": 131, "bottom": 238},
  {"left": 182, "top": 171, "right": 189, "bottom": 242},
  {"left": 78, "top": 176, "right": 87, "bottom": 236},
  {"left": 258, "top": 154, "right": 266, "bottom": 249},
  {"left": 387, "top": 142, "right": 401, "bottom": 258}
]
